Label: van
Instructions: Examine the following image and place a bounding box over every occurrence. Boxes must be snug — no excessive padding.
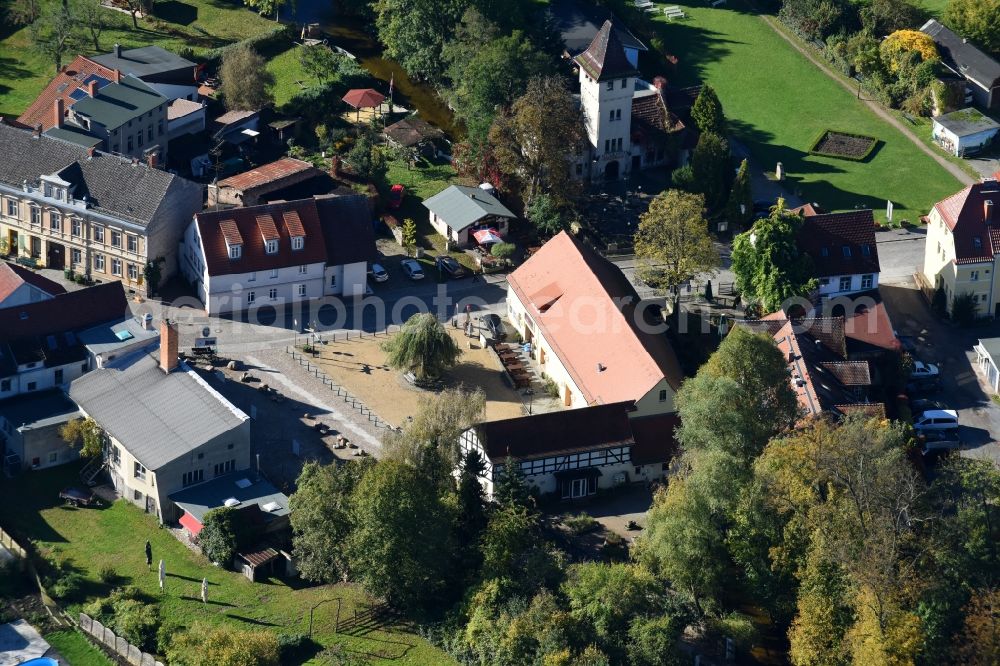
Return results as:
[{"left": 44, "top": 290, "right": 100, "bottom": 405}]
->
[{"left": 913, "top": 409, "right": 959, "bottom": 431}]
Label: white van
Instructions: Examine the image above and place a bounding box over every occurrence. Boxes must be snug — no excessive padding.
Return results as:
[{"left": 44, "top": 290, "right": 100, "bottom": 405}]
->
[{"left": 913, "top": 409, "right": 959, "bottom": 431}]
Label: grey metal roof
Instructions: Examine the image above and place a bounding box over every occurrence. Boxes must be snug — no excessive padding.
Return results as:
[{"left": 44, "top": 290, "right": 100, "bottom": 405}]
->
[
  {"left": 70, "top": 75, "right": 165, "bottom": 130},
  {"left": 43, "top": 126, "right": 102, "bottom": 149},
  {"left": 91, "top": 46, "right": 196, "bottom": 79},
  {"left": 934, "top": 108, "right": 1000, "bottom": 137},
  {"left": 979, "top": 338, "right": 1000, "bottom": 364},
  {"left": 78, "top": 316, "right": 159, "bottom": 357},
  {"left": 68, "top": 350, "right": 248, "bottom": 470},
  {"left": 0, "top": 121, "right": 189, "bottom": 226},
  {"left": 921, "top": 20, "right": 1000, "bottom": 88},
  {"left": 0, "top": 390, "right": 81, "bottom": 431},
  {"left": 422, "top": 185, "right": 516, "bottom": 231},
  {"left": 169, "top": 471, "right": 290, "bottom": 523},
  {"left": 549, "top": 0, "right": 647, "bottom": 55}
]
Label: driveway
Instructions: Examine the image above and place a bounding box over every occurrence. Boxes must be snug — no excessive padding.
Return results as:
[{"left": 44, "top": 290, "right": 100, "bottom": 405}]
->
[
  {"left": 875, "top": 227, "right": 926, "bottom": 284},
  {"left": 880, "top": 282, "right": 1000, "bottom": 465}
]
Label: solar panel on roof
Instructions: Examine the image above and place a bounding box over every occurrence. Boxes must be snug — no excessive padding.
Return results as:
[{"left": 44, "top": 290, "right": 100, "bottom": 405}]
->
[
  {"left": 82, "top": 74, "right": 110, "bottom": 87},
  {"left": 115, "top": 330, "right": 134, "bottom": 341},
  {"left": 69, "top": 89, "right": 88, "bottom": 101}
]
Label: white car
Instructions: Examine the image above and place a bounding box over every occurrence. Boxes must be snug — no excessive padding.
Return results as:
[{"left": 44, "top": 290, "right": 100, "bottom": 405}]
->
[
  {"left": 368, "top": 263, "right": 389, "bottom": 282},
  {"left": 913, "top": 409, "right": 958, "bottom": 431},
  {"left": 401, "top": 259, "right": 425, "bottom": 280},
  {"left": 911, "top": 361, "right": 940, "bottom": 378}
]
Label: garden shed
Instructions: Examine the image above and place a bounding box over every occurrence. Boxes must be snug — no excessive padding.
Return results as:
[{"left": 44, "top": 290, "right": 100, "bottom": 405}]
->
[{"left": 932, "top": 108, "right": 1000, "bottom": 156}]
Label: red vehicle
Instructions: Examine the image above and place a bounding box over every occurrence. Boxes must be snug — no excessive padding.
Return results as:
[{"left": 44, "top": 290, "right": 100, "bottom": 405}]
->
[{"left": 388, "top": 184, "right": 405, "bottom": 209}]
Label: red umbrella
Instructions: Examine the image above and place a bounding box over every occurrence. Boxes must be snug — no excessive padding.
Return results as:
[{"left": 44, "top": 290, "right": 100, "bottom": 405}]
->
[
  {"left": 342, "top": 88, "right": 386, "bottom": 118},
  {"left": 473, "top": 228, "right": 504, "bottom": 245}
]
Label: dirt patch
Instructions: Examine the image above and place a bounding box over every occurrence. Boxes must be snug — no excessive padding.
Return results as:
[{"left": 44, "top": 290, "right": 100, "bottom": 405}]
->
[
  {"left": 308, "top": 327, "right": 526, "bottom": 427},
  {"left": 809, "top": 130, "right": 878, "bottom": 160}
]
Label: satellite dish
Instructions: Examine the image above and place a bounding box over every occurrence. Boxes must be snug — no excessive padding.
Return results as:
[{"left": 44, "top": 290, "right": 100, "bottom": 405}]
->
[{"left": 202, "top": 327, "right": 211, "bottom": 337}]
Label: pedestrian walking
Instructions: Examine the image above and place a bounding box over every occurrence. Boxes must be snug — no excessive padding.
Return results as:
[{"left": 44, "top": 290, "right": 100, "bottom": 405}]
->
[{"left": 145, "top": 540, "right": 152, "bottom": 571}]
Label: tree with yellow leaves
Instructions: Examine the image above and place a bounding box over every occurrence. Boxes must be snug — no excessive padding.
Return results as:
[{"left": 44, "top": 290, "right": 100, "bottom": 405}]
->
[{"left": 880, "top": 30, "right": 939, "bottom": 72}]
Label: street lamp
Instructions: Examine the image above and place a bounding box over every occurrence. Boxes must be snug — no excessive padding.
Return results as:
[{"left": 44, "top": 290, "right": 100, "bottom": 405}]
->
[{"left": 523, "top": 388, "right": 535, "bottom": 415}]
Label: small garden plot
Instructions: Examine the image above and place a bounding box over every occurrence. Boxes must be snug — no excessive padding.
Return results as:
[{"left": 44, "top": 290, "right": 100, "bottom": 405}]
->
[{"left": 809, "top": 130, "right": 879, "bottom": 161}]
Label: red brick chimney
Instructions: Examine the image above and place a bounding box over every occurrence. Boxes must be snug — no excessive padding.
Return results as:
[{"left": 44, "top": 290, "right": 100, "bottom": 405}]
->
[
  {"left": 160, "top": 319, "right": 179, "bottom": 373},
  {"left": 53, "top": 98, "right": 64, "bottom": 129},
  {"left": 113, "top": 69, "right": 121, "bottom": 84},
  {"left": 147, "top": 152, "right": 158, "bottom": 169},
  {"left": 653, "top": 76, "right": 668, "bottom": 90},
  {"left": 88, "top": 80, "right": 98, "bottom": 98}
]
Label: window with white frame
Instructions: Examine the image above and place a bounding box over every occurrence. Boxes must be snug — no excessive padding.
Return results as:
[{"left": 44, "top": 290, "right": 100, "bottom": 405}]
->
[
  {"left": 93, "top": 225, "right": 104, "bottom": 243},
  {"left": 298, "top": 284, "right": 306, "bottom": 297},
  {"left": 127, "top": 234, "right": 137, "bottom": 253},
  {"left": 30, "top": 206, "right": 40, "bottom": 226},
  {"left": 94, "top": 254, "right": 105, "bottom": 272},
  {"left": 111, "top": 230, "right": 122, "bottom": 247},
  {"left": 228, "top": 244, "right": 241, "bottom": 259},
  {"left": 330, "top": 274, "right": 337, "bottom": 288},
  {"left": 111, "top": 258, "right": 122, "bottom": 276},
  {"left": 247, "top": 291, "right": 255, "bottom": 304},
  {"left": 970, "top": 270, "right": 980, "bottom": 281},
  {"left": 270, "top": 268, "right": 278, "bottom": 278},
  {"left": 128, "top": 263, "right": 138, "bottom": 281},
  {"left": 861, "top": 274, "right": 873, "bottom": 289},
  {"left": 248, "top": 271, "right": 256, "bottom": 282},
  {"left": 298, "top": 264, "right": 307, "bottom": 274},
  {"left": 6, "top": 199, "right": 18, "bottom": 217},
  {"left": 269, "top": 288, "right": 277, "bottom": 300},
  {"left": 49, "top": 211, "right": 61, "bottom": 231},
  {"left": 292, "top": 236, "right": 303, "bottom": 250},
  {"left": 71, "top": 248, "right": 81, "bottom": 265},
  {"left": 265, "top": 239, "right": 278, "bottom": 254},
  {"left": 839, "top": 276, "right": 851, "bottom": 291},
  {"left": 72, "top": 219, "right": 81, "bottom": 237},
  {"left": 606, "top": 81, "right": 614, "bottom": 90},
  {"left": 134, "top": 461, "right": 146, "bottom": 481}
]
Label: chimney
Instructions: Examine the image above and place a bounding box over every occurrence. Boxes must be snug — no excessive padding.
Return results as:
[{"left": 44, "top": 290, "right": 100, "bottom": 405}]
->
[
  {"left": 114, "top": 43, "right": 121, "bottom": 58},
  {"left": 88, "top": 80, "right": 98, "bottom": 98},
  {"left": 53, "top": 98, "right": 64, "bottom": 129},
  {"left": 147, "top": 152, "right": 158, "bottom": 169},
  {"left": 160, "top": 319, "right": 179, "bottom": 373},
  {"left": 653, "top": 75, "right": 668, "bottom": 90},
  {"left": 142, "top": 312, "right": 153, "bottom": 330},
  {"left": 32, "top": 123, "right": 42, "bottom": 139},
  {"left": 113, "top": 69, "right": 121, "bottom": 84},
  {"left": 329, "top": 155, "right": 341, "bottom": 178},
  {"left": 986, "top": 200, "right": 995, "bottom": 224},
  {"left": 87, "top": 146, "right": 95, "bottom": 159}
]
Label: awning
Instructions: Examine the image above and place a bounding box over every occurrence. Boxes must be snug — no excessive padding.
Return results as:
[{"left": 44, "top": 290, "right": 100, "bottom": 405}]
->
[
  {"left": 554, "top": 467, "right": 603, "bottom": 481},
  {"left": 473, "top": 228, "right": 503, "bottom": 245},
  {"left": 179, "top": 511, "right": 203, "bottom": 536}
]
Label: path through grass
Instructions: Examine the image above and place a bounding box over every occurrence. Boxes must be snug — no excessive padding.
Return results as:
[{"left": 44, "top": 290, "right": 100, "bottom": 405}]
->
[
  {"left": 643, "top": 1, "right": 962, "bottom": 222},
  {"left": 0, "top": 464, "right": 454, "bottom": 665}
]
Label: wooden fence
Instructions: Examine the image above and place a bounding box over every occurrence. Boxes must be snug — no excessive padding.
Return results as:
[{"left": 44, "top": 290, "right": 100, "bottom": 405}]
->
[
  {"left": 79, "top": 613, "right": 165, "bottom": 666},
  {"left": 0, "top": 526, "right": 27, "bottom": 560}
]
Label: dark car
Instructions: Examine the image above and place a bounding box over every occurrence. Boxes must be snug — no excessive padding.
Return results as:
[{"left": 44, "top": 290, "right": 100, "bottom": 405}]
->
[
  {"left": 483, "top": 313, "right": 507, "bottom": 341},
  {"left": 436, "top": 255, "right": 467, "bottom": 279}
]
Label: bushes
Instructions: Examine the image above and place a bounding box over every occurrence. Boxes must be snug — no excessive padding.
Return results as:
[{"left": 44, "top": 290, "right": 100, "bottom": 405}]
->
[
  {"left": 202, "top": 25, "right": 294, "bottom": 66},
  {"left": 951, "top": 292, "right": 978, "bottom": 327},
  {"left": 564, "top": 513, "right": 600, "bottom": 535},
  {"left": 98, "top": 565, "right": 119, "bottom": 584},
  {"left": 83, "top": 587, "right": 160, "bottom": 652},
  {"left": 167, "top": 623, "right": 281, "bottom": 666}
]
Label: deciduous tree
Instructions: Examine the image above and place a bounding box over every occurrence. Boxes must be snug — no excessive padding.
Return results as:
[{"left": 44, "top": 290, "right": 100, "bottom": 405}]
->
[
  {"left": 880, "top": 29, "right": 939, "bottom": 72},
  {"left": 242, "top": 0, "right": 287, "bottom": 19},
  {"left": 199, "top": 506, "right": 243, "bottom": 566},
  {"left": 59, "top": 417, "right": 104, "bottom": 458},
  {"left": 489, "top": 76, "right": 583, "bottom": 206},
  {"left": 730, "top": 200, "right": 817, "bottom": 312},
  {"left": 381, "top": 312, "right": 462, "bottom": 380},
  {"left": 73, "top": 0, "right": 106, "bottom": 51},
  {"left": 525, "top": 193, "right": 568, "bottom": 237},
  {"left": 220, "top": 44, "right": 274, "bottom": 111},
  {"left": 374, "top": 0, "right": 469, "bottom": 81},
  {"left": 30, "top": 0, "right": 78, "bottom": 74},
  {"left": 945, "top": 0, "right": 1000, "bottom": 57},
  {"left": 633, "top": 189, "right": 719, "bottom": 311},
  {"left": 345, "top": 133, "right": 387, "bottom": 182}
]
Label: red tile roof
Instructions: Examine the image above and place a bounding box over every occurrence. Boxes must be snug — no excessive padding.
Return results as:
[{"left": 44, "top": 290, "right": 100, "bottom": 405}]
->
[
  {"left": 796, "top": 210, "right": 880, "bottom": 278},
  {"left": 217, "top": 157, "right": 316, "bottom": 193},
  {"left": 282, "top": 209, "right": 305, "bottom": 238},
  {"left": 218, "top": 219, "right": 243, "bottom": 247},
  {"left": 255, "top": 214, "right": 280, "bottom": 241},
  {"left": 196, "top": 199, "right": 328, "bottom": 277},
  {"left": 475, "top": 401, "right": 636, "bottom": 461},
  {"left": 844, "top": 299, "right": 901, "bottom": 353},
  {"left": 508, "top": 231, "right": 684, "bottom": 406},
  {"left": 574, "top": 20, "right": 638, "bottom": 82},
  {"left": 0, "top": 282, "right": 127, "bottom": 342},
  {"left": 0, "top": 262, "right": 66, "bottom": 303},
  {"left": 933, "top": 180, "right": 1000, "bottom": 264},
  {"left": 820, "top": 361, "right": 871, "bottom": 386},
  {"left": 17, "top": 56, "right": 120, "bottom": 130}
]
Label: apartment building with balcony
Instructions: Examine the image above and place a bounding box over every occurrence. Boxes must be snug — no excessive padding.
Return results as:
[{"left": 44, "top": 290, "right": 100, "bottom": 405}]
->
[{"left": 0, "top": 120, "right": 203, "bottom": 294}]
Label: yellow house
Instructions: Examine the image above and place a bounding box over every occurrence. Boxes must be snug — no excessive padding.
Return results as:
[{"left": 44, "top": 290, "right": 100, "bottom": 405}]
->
[{"left": 922, "top": 177, "right": 1000, "bottom": 317}]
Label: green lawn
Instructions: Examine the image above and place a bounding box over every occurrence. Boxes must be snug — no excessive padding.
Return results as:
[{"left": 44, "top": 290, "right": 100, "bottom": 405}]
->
[
  {"left": 0, "top": 464, "right": 454, "bottom": 665},
  {"left": 910, "top": 0, "right": 949, "bottom": 18},
  {"left": 45, "top": 629, "right": 115, "bottom": 666},
  {"left": 0, "top": 0, "right": 277, "bottom": 117},
  {"left": 267, "top": 44, "right": 313, "bottom": 109},
  {"left": 643, "top": 1, "right": 963, "bottom": 222}
]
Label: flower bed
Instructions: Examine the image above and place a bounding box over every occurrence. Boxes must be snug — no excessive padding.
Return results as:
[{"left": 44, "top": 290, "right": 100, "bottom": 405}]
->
[{"left": 808, "top": 130, "right": 879, "bottom": 161}]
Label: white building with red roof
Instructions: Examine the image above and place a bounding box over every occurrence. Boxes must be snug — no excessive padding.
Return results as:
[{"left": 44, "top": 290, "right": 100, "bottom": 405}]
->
[
  {"left": 506, "top": 230, "right": 683, "bottom": 415},
  {"left": 922, "top": 177, "right": 1000, "bottom": 318},
  {"left": 0, "top": 261, "right": 65, "bottom": 310}
]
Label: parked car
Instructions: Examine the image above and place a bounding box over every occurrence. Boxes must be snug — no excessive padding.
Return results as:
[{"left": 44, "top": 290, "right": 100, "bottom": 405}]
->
[
  {"left": 482, "top": 313, "right": 507, "bottom": 340},
  {"left": 911, "top": 361, "right": 940, "bottom": 378},
  {"left": 401, "top": 258, "right": 425, "bottom": 280},
  {"left": 436, "top": 255, "right": 467, "bottom": 279},
  {"left": 913, "top": 409, "right": 959, "bottom": 431},
  {"left": 368, "top": 263, "right": 389, "bottom": 282},
  {"left": 906, "top": 377, "right": 942, "bottom": 396},
  {"left": 910, "top": 398, "right": 947, "bottom": 415},
  {"left": 388, "top": 184, "right": 405, "bottom": 209}
]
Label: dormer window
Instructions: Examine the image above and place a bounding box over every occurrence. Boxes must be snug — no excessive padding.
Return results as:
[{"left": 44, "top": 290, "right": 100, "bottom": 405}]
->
[
  {"left": 820, "top": 247, "right": 829, "bottom": 257},
  {"left": 291, "top": 236, "right": 303, "bottom": 251},
  {"left": 842, "top": 245, "right": 851, "bottom": 258},
  {"left": 266, "top": 239, "right": 278, "bottom": 254},
  {"left": 974, "top": 236, "right": 983, "bottom": 249},
  {"left": 862, "top": 244, "right": 872, "bottom": 256},
  {"left": 228, "top": 244, "right": 241, "bottom": 259}
]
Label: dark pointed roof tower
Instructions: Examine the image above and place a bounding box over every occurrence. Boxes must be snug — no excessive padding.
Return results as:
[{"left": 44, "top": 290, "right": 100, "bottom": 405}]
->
[{"left": 574, "top": 19, "right": 639, "bottom": 82}]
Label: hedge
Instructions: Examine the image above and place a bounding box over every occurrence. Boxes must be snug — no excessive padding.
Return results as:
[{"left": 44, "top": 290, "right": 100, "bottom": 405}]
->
[{"left": 807, "top": 129, "right": 880, "bottom": 162}]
